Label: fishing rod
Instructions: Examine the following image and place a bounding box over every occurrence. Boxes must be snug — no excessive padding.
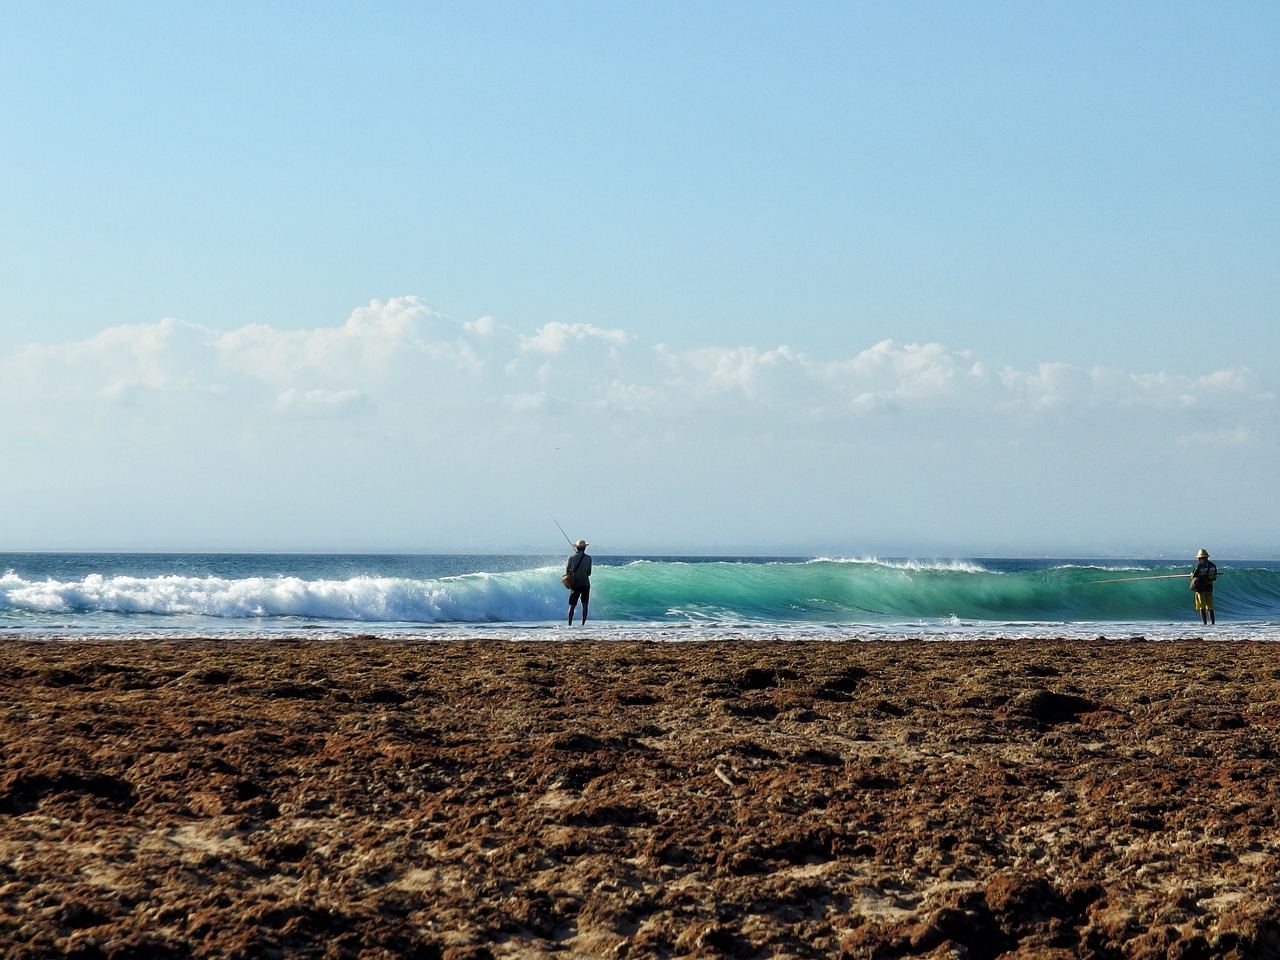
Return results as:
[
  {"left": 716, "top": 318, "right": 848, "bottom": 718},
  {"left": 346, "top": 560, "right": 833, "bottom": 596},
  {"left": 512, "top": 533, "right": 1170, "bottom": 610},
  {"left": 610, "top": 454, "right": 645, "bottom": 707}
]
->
[
  {"left": 1092, "top": 574, "right": 1190, "bottom": 584},
  {"left": 551, "top": 516, "right": 575, "bottom": 549}
]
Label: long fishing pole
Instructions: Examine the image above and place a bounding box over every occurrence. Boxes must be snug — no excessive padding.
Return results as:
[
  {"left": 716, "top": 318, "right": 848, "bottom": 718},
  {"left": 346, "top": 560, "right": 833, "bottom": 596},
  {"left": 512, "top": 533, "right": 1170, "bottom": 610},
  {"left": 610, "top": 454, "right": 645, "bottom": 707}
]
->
[
  {"left": 551, "top": 516, "right": 575, "bottom": 549},
  {"left": 1092, "top": 574, "right": 1189, "bottom": 584}
]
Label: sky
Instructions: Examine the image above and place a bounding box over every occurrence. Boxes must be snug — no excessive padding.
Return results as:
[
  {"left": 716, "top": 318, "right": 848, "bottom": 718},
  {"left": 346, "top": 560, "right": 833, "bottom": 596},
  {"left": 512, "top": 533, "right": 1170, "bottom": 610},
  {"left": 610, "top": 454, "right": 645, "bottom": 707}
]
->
[{"left": 1, "top": 1, "right": 1276, "bottom": 556}]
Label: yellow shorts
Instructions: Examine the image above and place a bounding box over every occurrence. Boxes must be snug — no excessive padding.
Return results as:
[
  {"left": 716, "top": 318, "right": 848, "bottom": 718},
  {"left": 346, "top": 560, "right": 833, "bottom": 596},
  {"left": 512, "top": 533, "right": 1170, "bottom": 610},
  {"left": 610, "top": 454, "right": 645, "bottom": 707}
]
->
[{"left": 1194, "top": 591, "right": 1214, "bottom": 611}]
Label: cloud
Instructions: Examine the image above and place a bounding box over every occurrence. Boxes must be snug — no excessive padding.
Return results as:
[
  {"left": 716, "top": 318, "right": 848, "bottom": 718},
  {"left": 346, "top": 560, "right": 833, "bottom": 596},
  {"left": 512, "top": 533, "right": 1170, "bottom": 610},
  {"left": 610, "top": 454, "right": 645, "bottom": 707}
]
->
[
  {"left": 521, "top": 321, "right": 631, "bottom": 357},
  {"left": 999, "top": 362, "right": 1089, "bottom": 411},
  {"left": 273, "top": 388, "right": 372, "bottom": 418},
  {"left": 5, "top": 317, "right": 221, "bottom": 402},
  {"left": 653, "top": 339, "right": 989, "bottom": 418},
  {"left": 3, "top": 296, "right": 1277, "bottom": 553},
  {"left": 216, "top": 297, "right": 477, "bottom": 387},
  {"left": 2, "top": 296, "right": 1272, "bottom": 460}
]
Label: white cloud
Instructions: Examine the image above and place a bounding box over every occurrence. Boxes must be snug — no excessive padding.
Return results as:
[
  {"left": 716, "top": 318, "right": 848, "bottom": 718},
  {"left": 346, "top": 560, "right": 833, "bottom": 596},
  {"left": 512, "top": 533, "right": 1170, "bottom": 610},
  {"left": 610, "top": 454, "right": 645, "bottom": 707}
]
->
[
  {"left": 273, "top": 388, "right": 372, "bottom": 418},
  {"left": 521, "top": 321, "right": 631, "bottom": 357},
  {"left": 658, "top": 344, "right": 808, "bottom": 401},
  {"left": 216, "top": 296, "right": 475, "bottom": 387},
  {"left": 654, "top": 339, "right": 983, "bottom": 415},
  {"left": 999, "top": 362, "right": 1087, "bottom": 409},
  {"left": 6, "top": 316, "right": 221, "bottom": 401},
  {"left": 840, "top": 340, "right": 975, "bottom": 399},
  {"left": 3, "top": 296, "right": 1276, "bottom": 553},
  {"left": 5, "top": 300, "right": 1271, "bottom": 442},
  {"left": 3, "top": 301, "right": 1270, "bottom": 436}
]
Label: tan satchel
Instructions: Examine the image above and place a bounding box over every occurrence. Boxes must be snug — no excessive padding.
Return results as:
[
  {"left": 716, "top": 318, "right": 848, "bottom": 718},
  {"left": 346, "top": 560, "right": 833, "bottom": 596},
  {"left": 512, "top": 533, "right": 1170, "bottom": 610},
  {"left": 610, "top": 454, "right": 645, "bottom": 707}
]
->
[{"left": 562, "top": 553, "right": 583, "bottom": 589}]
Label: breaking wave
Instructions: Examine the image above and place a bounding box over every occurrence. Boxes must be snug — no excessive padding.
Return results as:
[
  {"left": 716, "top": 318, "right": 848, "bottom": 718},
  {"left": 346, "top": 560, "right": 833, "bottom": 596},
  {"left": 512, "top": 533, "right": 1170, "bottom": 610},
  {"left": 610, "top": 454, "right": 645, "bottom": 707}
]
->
[{"left": 2, "top": 557, "right": 1278, "bottom": 629}]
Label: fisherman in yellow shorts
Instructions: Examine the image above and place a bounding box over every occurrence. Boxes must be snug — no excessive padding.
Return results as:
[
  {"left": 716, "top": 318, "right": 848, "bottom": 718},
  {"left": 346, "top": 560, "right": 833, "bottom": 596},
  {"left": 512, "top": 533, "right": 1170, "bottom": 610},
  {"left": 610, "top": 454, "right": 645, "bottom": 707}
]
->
[{"left": 1190, "top": 548, "right": 1218, "bottom": 625}]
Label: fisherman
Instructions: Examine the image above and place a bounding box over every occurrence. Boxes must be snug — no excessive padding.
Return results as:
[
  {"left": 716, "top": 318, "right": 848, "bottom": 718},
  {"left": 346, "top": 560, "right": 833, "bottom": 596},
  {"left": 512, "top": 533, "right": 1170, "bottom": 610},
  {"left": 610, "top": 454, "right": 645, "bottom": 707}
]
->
[
  {"left": 566, "top": 539, "right": 592, "bottom": 626},
  {"left": 1190, "top": 548, "right": 1218, "bottom": 625}
]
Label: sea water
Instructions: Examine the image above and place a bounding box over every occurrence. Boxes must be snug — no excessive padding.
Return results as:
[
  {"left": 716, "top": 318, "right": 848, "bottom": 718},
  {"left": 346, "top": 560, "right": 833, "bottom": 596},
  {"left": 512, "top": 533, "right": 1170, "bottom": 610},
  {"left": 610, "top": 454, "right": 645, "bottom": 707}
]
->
[{"left": 2, "top": 553, "right": 1278, "bottom": 642}]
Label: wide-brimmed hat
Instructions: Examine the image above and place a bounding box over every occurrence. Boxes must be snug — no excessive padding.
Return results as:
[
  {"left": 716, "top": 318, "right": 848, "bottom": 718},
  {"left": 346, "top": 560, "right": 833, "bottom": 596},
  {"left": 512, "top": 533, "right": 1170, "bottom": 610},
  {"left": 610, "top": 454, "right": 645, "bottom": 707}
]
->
[
  {"left": 574, "top": 539, "right": 589, "bottom": 548},
  {"left": 1197, "top": 548, "right": 1210, "bottom": 558}
]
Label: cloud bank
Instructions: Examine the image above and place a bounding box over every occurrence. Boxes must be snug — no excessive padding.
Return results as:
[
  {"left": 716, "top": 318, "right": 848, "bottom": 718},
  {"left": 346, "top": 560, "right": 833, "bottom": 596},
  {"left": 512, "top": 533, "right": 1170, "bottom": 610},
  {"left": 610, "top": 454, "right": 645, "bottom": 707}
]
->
[
  {"left": 2, "top": 297, "right": 1274, "bottom": 553},
  {"left": 5, "top": 296, "right": 1263, "bottom": 425}
]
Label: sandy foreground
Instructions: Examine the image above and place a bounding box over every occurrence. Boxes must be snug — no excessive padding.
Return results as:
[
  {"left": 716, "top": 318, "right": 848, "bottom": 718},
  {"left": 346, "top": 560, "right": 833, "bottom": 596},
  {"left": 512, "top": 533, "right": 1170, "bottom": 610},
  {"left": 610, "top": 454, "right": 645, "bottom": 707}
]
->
[{"left": 1, "top": 637, "right": 1279, "bottom": 959}]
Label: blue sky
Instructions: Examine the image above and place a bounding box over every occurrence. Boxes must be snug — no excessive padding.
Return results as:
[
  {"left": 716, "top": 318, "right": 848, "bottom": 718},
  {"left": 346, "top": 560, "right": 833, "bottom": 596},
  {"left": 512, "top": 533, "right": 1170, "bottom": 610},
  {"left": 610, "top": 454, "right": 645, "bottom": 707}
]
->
[{"left": 1, "top": 2, "right": 1276, "bottom": 556}]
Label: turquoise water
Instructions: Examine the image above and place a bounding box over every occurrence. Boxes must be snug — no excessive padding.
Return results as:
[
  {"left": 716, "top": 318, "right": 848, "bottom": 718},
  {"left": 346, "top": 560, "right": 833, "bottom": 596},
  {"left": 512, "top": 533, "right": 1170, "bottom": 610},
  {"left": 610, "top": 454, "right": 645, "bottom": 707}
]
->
[{"left": 1, "top": 553, "right": 1277, "bottom": 641}]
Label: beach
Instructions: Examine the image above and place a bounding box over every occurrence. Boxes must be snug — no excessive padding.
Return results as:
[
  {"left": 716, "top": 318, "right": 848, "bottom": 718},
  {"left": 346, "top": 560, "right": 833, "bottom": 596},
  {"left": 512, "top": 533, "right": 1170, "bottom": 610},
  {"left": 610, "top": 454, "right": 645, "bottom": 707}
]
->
[{"left": 2, "top": 637, "right": 1278, "bottom": 958}]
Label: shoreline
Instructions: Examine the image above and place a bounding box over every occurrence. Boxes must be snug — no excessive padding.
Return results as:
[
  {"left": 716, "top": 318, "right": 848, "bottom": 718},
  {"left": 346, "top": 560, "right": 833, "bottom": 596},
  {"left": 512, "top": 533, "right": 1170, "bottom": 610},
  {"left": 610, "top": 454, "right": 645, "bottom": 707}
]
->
[
  {"left": 3, "top": 637, "right": 1279, "bottom": 958},
  {"left": 2, "top": 621, "right": 1274, "bottom": 644}
]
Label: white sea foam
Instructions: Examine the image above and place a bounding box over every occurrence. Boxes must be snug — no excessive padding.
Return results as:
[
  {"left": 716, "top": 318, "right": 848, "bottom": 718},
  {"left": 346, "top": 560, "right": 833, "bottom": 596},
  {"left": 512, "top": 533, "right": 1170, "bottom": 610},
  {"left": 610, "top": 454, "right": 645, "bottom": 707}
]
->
[
  {"left": 0, "top": 571, "right": 562, "bottom": 624},
  {"left": 811, "top": 556, "right": 991, "bottom": 574}
]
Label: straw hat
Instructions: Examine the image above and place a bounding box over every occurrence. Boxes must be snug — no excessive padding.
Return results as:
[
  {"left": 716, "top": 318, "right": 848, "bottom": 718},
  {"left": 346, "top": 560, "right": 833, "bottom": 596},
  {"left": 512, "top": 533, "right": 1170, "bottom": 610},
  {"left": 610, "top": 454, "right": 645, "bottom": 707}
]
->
[
  {"left": 1197, "top": 548, "right": 1209, "bottom": 558},
  {"left": 574, "top": 539, "right": 589, "bottom": 548}
]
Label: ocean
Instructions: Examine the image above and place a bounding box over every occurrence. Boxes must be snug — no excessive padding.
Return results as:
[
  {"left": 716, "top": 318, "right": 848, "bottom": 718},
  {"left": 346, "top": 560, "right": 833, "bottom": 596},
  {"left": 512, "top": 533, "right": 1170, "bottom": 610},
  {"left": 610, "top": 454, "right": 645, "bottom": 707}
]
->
[{"left": 1, "top": 553, "right": 1278, "bottom": 642}]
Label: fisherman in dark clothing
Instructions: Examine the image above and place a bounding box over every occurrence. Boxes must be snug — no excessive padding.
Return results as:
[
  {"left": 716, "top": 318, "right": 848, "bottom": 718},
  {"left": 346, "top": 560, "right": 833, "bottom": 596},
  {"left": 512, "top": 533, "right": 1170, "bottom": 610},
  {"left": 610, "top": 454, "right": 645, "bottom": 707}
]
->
[
  {"left": 1191, "top": 548, "right": 1218, "bottom": 625},
  {"left": 566, "top": 539, "right": 591, "bottom": 625}
]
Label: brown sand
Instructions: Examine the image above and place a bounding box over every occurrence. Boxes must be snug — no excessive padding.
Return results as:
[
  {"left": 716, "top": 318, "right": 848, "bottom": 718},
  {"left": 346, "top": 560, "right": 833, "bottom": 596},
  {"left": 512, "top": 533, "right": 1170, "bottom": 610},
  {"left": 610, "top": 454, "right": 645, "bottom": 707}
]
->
[{"left": 1, "top": 637, "right": 1278, "bottom": 959}]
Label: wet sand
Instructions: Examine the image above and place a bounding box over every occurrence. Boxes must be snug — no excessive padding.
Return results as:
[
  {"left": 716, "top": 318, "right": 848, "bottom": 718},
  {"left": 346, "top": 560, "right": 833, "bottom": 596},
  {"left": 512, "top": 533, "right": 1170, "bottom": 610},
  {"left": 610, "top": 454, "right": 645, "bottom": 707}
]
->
[{"left": 1, "top": 637, "right": 1278, "bottom": 958}]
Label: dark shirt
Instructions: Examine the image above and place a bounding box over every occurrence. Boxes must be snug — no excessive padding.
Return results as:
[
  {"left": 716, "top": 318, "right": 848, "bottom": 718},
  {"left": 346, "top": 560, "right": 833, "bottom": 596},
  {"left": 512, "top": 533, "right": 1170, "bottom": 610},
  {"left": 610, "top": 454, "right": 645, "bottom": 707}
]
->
[
  {"left": 567, "top": 550, "right": 592, "bottom": 590},
  {"left": 1192, "top": 559, "right": 1217, "bottom": 593}
]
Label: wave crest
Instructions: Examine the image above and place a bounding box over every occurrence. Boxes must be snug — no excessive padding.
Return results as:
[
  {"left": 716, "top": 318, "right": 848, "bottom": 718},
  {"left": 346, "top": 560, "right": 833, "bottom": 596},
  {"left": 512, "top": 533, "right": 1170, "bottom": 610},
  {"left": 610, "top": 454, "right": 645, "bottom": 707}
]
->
[{"left": 2, "top": 558, "right": 1277, "bottom": 627}]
